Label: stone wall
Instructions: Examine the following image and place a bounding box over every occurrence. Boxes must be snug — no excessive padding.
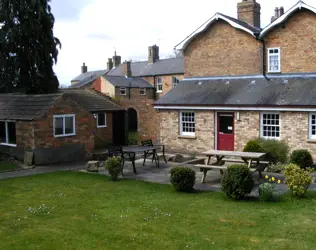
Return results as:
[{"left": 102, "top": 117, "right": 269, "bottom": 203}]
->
[
  {"left": 184, "top": 20, "right": 262, "bottom": 77},
  {"left": 264, "top": 10, "right": 316, "bottom": 73}
]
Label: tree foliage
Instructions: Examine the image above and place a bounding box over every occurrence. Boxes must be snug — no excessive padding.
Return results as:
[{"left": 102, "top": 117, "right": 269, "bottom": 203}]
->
[{"left": 0, "top": 0, "right": 61, "bottom": 94}]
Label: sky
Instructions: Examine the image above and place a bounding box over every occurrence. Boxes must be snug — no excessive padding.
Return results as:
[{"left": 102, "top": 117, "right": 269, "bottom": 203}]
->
[{"left": 50, "top": 0, "right": 313, "bottom": 86}]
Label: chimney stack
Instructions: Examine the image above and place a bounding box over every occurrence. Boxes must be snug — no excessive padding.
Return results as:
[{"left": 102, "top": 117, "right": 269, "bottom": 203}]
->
[
  {"left": 112, "top": 51, "right": 121, "bottom": 68},
  {"left": 81, "top": 63, "right": 88, "bottom": 74},
  {"left": 123, "top": 60, "right": 132, "bottom": 78},
  {"left": 271, "top": 6, "right": 284, "bottom": 23},
  {"left": 237, "top": 0, "right": 261, "bottom": 28},
  {"left": 107, "top": 58, "right": 113, "bottom": 70},
  {"left": 148, "top": 45, "right": 159, "bottom": 64}
]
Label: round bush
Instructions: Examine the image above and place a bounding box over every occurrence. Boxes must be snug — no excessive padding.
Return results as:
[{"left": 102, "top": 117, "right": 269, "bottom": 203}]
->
[
  {"left": 170, "top": 167, "right": 195, "bottom": 192},
  {"left": 221, "top": 164, "right": 254, "bottom": 200},
  {"left": 105, "top": 156, "right": 122, "bottom": 181},
  {"left": 257, "top": 139, "right": 289, "bottom": 164},
  {"left": 243, "top": 140, "right": 264, "bottom": 153},
  {"left": 290, "top": 149, "right": 313, "bottom": 169}
]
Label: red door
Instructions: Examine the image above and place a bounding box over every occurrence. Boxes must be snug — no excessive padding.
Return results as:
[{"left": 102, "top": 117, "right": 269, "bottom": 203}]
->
[{"left": 217, "top": 113, "right": 234, "bottom": 151}]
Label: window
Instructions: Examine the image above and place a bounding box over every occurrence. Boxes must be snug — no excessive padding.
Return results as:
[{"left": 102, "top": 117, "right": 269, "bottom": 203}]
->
[
  {"left": 97, "top": 113, "right": 107, "bottom": 128},
  {"left": 268, "top": 48, "right": 281, "bottom": 72},
  {"left": 0, "top": 121, "right": 16, "bottom": 146},
  {"left": 139, "top": 88, "right": 146, "bottom": 95},
  {"left": 156, "top": 78, "right": 162, "bottom": 93},
  {"left": 120, "top": 87, "right": 127, "bottom": 95},
  {"left": 309, "top": 113, "right": 316, "bottom": 139},
  {"left": 260, "top": 113, "right": 280, "bottom": 139},
  {"left": 172, "top": 77, "right": 180, "bottom": 88},
  {"left": 180, "top": 111, "right": 195, "bottom": 136},
  {"left": 54, "top": 115, "right": 76, "bottom": 137}
]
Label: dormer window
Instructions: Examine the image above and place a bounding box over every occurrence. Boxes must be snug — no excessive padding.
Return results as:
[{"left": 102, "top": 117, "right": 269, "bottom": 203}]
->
[
  {"left": 268, "top": 48, "right": 281, "bottom": 73},
  {"left": 172, "top": 77, "right": 180, "bottom": 88}
]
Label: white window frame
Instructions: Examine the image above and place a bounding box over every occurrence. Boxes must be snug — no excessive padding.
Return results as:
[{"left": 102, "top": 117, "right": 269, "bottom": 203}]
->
[
  {"left": 309, "top": 113, "right": 316, "bottom": 139},
  {"left": 53, "top": 114, "right": 76, "bottom": 138},
  {"left": 97, "top": 113, "right": 107, "bottom": 128},
  {"left": 0, "top": 120, "right": 17, "bottom": 147},
  {"left": 267, "top": 47, "right": 281, "bottom": 73},
  {"left": 156, "top": 78, "right": 162, "bottom": 93},
  {"left": 139, "top": 88, "right": 146, "bottom": 96},
  {"left": 172, "top": 77, "right": 180, "bottom": 88},
  {"left": 179, "top": 111, "right": 195, "bottom": 136},
  {"left": 260, "top": 112, "right": 280, "bottom": 140},
  {"left": 120, "top": 87, "right": 127, "bottom": 95}
]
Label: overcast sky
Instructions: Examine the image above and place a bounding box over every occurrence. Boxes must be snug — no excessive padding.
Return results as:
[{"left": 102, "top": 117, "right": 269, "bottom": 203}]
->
[{"left": 50, "top": 0, "right": 312, "bottom": 86}]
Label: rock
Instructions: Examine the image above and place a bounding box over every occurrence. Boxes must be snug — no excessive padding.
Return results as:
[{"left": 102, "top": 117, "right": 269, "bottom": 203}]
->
[
  {"left": 24, "top": 151, "right": 34, "bottom": 166},
  {"left": 85, "top": 161, "right": 100, "bottom": 172},
  {"left": 173, "top": 154, "right": 184, "bottom": 163}
]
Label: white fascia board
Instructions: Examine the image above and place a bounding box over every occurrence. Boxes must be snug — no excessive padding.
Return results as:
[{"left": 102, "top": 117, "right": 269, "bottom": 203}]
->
[
  {"left": 181, "top": 13, "right": 256, "bottom": 51},
  {"left": 260, "top": 2, "right": 316, "bottom": 38},
  {"left": 154, "top": 106, "right": 316, "bottom": 112}
]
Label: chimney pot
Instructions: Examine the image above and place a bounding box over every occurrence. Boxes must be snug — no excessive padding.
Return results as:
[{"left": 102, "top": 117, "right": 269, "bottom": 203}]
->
[
  {"left": 107, "top": 58, "right": 113, "bottom": 70},
  {"left": 112, "top": 51, "right": 121, "bottom": 67},
  {"left": 123, "top": 60, "right": 132, "bottom": 78},
  {"left": 81, "top": 62, "right": 88, "bottom": 74},
  {"left": 274, "top": 7, "right": 279, "bottom": 18},
  {"left": 279, "top": 6, "right": 284, "bottom": 16}
]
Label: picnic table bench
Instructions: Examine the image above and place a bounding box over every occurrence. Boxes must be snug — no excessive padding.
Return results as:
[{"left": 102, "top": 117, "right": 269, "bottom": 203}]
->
[{"left": 195, "top": 150, "right": 269, "bottom": 183}]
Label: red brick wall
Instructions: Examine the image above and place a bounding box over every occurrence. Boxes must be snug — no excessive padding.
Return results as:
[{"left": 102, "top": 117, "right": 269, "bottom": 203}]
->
[
  {"left": 184, "top": 20, "right": 262, "bottom": 77},
  {"left": 264, "top": 10, "right": 316, "bottom": 73},
  {"left": 94, "top": 112, "right": 113, "bottom": 149},
  {"left": 16, "top": 121, "right": 36, "bottom": 150},
  {"left": 33, "top": 96, "right": 95, "bottom": 153},
  {"left": 90, "top": 77, "right": 102, "bottom": 92}
]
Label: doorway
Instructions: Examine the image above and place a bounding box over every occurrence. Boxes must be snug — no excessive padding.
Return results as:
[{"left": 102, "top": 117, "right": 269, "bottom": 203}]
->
[{"left": 217, "top": 113, "right": 234, "bottom": 151}]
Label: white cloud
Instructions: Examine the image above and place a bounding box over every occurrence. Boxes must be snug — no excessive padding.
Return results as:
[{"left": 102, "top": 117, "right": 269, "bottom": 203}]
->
[{"left": 53, "top": 0, "right": 314, "bottom": 85}]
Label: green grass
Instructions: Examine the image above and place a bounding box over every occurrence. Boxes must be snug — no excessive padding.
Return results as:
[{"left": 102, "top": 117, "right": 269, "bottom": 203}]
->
[
  {"left": 1, "top": 172, "right": 316, "bottom": 249},
  {"left": 0, "top": 161, "right": 19, "bottom": 172}
]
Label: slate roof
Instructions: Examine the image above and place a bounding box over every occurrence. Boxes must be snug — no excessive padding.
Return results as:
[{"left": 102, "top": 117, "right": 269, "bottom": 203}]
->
[
  {"left": 107, "top": 57, "right": 184, "bottom": 77},
  {"left": 155, "top": 74, "right": 316, "bottom": 107},
  {"left": 0, "top": 89, "right": 124, "bottom": 121},
  {"left": 70, "top": 70, "right": 108, "bottom": 89},
  {"left": 103, "top": 76, "right": 154, "bottom": 88}
]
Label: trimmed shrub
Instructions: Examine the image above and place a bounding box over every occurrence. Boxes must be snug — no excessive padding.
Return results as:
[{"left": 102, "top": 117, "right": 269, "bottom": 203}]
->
[
  {"left": 256, "top": 139, "right": 289, "bottom": 164},
  {"left": 105, "top": 156, "right": 122, "bottom": 181},
  {"left": 290, "top": 149, "right": 313, "bottom": 169},
  {"left": 265, "top": 162, "right": 287, "bottom": 173},
  {"left": 259, "top": 183, "right": 275, "bottom": 201},
  {"left": 221, "top": 164, "right": 254, "bottom": 200},
  {"left": 284, "top": 163, "right": 312, "bottom": 197},
  {"left": 170, "top": 167, "right": 195, "bottom": 192},
  {"left": 243, "top": 140, "right": 264, "bottom": 153},
  {"left": 128, "top": 132, "right": 138, "bottom": 145}
]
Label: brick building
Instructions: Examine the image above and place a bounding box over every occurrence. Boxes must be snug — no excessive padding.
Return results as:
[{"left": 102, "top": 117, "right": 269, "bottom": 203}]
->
[
  {"left": 155, "top": 1, "right": 316, "bottom": 158},
  {"left": 70, "top": 46, "right": 184, "bottom": 142},
  {"left": 0, "top": 89, "right": 125, "bottom": 165}
]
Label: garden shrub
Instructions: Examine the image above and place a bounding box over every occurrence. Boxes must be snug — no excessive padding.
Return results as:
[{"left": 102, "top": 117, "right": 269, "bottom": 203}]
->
[
  {"left": 128, "top": 132, "right": 138, "bottom": 145},
  {"left": 259, "top": 183, "right": 275, "bottom": 201},
  {"left": 105, "top": 156, "right": 122, "bottom": 181},
  {"left": 265, "top": 162, "right": 287, "bottom": 173},
  {"left": 284, "top": 163, "right": 312, "bottom": 197},
  {"left": 256, "top": 138, "right": 289, "bottom": 164},
  {"left": 221, "top": 164, "right": 254, "bottom": 200},
  {"left": 170, "top": 167, "right": 195, "bottom": 192},
  {"left": 243, "top": 140, "right": 264, "bottom": 153},
  {"left": 290, "top": 149, "right": 313, "bottom": 169}
]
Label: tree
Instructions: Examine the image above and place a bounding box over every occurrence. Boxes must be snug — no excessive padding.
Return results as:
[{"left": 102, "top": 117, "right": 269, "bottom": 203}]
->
[
  {"left": 167, "top": 48, "right": 183, "bottom": 59},
  {"left": 0, "top": 0, "right": 61, "bottom": 94}
]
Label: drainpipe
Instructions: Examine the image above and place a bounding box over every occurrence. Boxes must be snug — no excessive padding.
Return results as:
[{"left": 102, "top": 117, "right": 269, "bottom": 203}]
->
[
  {"left": 153, "top": 75, "right": 156, "bottom": 100},
  {"left": 260, "top": 37, "right": 270, "bottom": 81},
  {"left": 129, "top": 80, "right": 131, "bottom": 100}
]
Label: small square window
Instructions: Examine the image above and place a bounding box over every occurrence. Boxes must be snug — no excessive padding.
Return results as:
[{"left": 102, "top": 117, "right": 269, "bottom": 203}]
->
[
  {"left": 97, "top": 113, "right": 107, "bottom": 128},
  {"left": 260, "top": 112, "right": 280, "bottom": 139},
  {"left": 120, "top": 87, "right": 127, "bottom": 95},
  {"left": 139, "top": 88, "right": 146, "bottom": 95},
  {"left": 309, "top": 113, "right": 316, "bottom": 139},
  {"left": 53, "top": 115, "right": 76, "bottom": 137}
]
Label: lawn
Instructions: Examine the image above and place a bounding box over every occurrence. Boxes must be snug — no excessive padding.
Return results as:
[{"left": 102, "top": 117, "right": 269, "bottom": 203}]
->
[
  {"left": 1, "top": 172, "right": 316, "bottom": 249},
  {"left": 0, "top": 161, "right": 19, "bottom": 172}
]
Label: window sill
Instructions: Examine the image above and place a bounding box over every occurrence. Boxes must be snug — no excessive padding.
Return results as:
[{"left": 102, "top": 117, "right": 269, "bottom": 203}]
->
[
  {"left": 267, "top": 71, "right": 281, "bottom": 74},
  {"left": 178, "top": 135, "right": 196, "bottom": 140},
  {"left": 54, "top": 133, "right": 76, "bottom": 138},
  {"left": 97, "top": 125, "right": 107, "bottom": 128},
  {"left": 307, "top": 139, "right": 316, "bottom": 143},
  {"left": 0, "top": 143, "right": 17, "bottom": 147},
  {"left": 156, "top": 91, "right": 163, "bottom": 93}
]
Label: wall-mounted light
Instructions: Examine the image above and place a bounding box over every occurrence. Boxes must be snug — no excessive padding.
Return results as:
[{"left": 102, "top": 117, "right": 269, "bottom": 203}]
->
[{"left": 93, "top": 113, "right": 97, "bottom": 119}]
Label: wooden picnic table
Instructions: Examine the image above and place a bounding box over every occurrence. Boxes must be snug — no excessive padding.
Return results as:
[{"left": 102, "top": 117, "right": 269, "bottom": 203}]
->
[
  {"left": 196, "top": 150, "right": 267, "bottom": 183},
  {"left": 122, "top": 145, "right": 162, "bottom": 174}
]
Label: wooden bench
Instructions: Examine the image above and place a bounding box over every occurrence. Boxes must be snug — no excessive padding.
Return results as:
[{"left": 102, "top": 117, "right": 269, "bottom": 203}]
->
[{"left": 195, "top": 164, "right": 227, "bottom": 183}]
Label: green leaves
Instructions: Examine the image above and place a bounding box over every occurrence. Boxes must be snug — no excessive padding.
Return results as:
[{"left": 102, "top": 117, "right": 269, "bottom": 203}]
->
[{"left": 0, "top": 0, "right": 61, "bottom": 94}]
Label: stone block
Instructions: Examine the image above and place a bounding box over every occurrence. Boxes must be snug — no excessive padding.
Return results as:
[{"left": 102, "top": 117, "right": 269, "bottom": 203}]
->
[
  {"left": 24, "top": 151, "right": 34, "bottom": 166},
  {"left": 85, "top": 161, "right": 103, "bottom": 172}
]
